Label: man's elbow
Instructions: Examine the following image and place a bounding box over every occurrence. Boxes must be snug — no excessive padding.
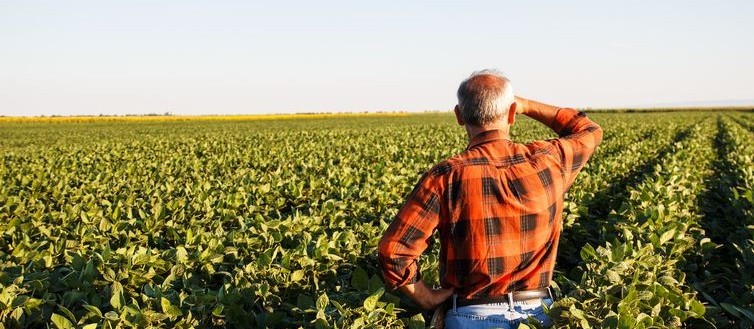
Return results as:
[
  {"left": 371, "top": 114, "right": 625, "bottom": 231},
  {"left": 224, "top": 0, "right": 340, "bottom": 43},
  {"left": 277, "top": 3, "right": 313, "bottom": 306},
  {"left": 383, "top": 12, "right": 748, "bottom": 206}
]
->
[
  {"left": 592, "top": 123, "right": 604, "bottom": 146},
  {"left": 377, "top": 238, "right": 401, "bottom": 290},
  {"left": 377, "top": 234, "right": 392, "bottom": 260},
  {"left": 584, "top": 122, "right": 603, "bottom": 146},
  {"left": 377, "top": 235, "right": 395, "bottom": 277}
]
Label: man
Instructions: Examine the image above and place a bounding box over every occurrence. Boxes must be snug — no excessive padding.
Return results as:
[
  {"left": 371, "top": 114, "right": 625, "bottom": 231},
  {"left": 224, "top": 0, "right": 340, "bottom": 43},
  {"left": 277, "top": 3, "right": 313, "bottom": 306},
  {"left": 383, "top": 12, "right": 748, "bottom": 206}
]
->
[{"left": 378, "top": 69, "right": 602, "bottom": 328}]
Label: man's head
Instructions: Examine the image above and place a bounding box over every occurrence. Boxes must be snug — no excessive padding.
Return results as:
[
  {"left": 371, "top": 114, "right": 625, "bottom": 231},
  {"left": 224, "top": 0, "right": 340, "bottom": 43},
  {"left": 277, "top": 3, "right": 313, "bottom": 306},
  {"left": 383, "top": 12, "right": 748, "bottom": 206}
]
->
[{"left": 455, "top": 69, "right": 516, "bottom": 127}]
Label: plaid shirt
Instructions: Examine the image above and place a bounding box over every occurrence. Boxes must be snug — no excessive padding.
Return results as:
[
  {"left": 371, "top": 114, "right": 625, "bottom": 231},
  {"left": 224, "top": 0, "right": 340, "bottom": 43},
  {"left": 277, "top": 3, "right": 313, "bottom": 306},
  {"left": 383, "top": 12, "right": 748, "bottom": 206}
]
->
[{"left": 378, "top": 108, "right": 602, "bottom": 298}]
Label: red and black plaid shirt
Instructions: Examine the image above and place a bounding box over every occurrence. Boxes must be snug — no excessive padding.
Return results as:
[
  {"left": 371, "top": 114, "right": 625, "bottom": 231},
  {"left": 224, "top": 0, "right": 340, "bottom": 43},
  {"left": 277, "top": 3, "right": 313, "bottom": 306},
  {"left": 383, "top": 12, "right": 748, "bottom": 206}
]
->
[{"left": 378, "top": 108, "right": 602, "bottom": 298}]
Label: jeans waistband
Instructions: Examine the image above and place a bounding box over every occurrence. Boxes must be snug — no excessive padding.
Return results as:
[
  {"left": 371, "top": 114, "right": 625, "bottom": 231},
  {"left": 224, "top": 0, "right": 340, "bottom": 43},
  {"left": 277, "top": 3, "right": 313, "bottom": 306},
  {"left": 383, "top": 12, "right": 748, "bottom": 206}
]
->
[{"left": 453, "top": 287, "right": 554, "bottom": 308}]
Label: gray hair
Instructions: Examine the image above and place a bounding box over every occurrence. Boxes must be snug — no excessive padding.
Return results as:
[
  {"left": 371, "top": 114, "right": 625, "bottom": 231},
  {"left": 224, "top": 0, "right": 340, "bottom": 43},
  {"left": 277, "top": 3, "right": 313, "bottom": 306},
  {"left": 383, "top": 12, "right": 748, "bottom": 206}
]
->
[{"left": 456, "top": 69, "right": 514, "bottom": 126}]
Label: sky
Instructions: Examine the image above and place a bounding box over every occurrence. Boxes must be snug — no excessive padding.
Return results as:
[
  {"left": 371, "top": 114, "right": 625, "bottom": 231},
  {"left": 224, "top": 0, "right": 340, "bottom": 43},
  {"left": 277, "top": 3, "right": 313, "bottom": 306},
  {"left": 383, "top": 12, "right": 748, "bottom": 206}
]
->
[{"left": 1, "top": 0, "right": 753, "bottom": 116}]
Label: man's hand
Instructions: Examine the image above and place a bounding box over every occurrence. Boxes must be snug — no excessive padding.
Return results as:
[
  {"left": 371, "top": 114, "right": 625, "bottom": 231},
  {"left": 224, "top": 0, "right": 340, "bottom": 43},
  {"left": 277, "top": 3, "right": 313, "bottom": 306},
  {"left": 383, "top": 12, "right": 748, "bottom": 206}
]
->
[
  {"left": 513, "top": 96, "right": 562, "bottom": 131},
  {"left": 398, "top": 280, "right": 454, "bottom": 310},
  {"left": 514, "top": 96, "right": 529, "bottom": 115}
]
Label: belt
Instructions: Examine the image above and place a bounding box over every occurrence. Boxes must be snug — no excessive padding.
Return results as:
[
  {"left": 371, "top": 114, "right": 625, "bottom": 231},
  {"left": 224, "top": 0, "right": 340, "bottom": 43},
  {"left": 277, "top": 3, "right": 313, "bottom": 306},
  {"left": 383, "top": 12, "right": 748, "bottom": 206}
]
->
[{"left": 455, "top": 287, "right": 553, "bottom": 307}]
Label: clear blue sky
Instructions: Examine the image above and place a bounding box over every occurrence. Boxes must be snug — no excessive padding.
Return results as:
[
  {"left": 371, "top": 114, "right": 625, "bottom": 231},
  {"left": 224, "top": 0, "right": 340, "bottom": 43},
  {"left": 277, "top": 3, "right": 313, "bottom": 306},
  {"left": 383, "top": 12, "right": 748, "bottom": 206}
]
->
[{"left": 2, "top": 0, "right": 753, "bottom": 116}]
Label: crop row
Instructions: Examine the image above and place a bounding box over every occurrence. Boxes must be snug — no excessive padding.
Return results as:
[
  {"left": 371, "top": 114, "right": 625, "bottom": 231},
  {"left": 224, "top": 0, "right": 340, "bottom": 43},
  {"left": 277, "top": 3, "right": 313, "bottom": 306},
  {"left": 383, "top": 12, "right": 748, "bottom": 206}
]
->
[
  {"left": 551, "top": 116, "right": 716, "bottom": 328},
  {"left": 684, "top": 115, "right": 754, "bottom": 328},
  {"left": 558, "top": 115, "right": 688, "bottom": 270}
]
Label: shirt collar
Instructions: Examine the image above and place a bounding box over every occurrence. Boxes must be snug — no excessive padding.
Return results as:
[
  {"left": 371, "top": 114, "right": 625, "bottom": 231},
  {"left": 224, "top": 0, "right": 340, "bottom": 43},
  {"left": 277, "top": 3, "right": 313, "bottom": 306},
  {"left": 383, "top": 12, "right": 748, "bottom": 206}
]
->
[{"left": 467, "top": 129, "right": 510, "bottom": 150}]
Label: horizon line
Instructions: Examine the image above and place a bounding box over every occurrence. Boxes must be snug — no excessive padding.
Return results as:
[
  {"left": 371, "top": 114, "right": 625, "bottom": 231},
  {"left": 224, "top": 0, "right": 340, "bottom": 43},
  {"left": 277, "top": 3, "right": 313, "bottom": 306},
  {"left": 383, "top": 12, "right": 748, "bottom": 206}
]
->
[{"left": 2, "top": 105, "right": 753, "bottom": 120}]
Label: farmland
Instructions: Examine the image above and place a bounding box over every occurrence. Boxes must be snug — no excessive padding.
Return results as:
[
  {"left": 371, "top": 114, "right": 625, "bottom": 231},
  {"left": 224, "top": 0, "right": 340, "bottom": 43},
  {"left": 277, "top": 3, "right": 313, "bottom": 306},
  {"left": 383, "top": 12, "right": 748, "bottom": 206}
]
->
[{"left": 1, "top": 110, "right": 753, "bottom": 328}]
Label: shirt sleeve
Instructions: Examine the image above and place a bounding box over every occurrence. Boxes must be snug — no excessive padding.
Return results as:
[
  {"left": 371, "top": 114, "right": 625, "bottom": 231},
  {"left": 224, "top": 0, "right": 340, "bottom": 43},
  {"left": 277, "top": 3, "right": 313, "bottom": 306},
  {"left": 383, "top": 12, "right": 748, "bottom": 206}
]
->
[
  {"left": 378, "top": 171, "right": 442, "bottom": 290},
  {"left": 546, "top": 108, "right": 603, "bottom": 189}
]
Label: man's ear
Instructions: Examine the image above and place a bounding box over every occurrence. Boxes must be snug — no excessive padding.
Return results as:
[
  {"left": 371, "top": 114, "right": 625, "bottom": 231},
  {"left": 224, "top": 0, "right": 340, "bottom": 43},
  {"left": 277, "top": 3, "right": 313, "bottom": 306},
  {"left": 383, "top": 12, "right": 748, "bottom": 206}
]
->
[
  {"left": 507, "top": 102, "right": 517, "bottom": 125},
  {"left": 454, "top": 105, "right": 464, "bottom": 126}
]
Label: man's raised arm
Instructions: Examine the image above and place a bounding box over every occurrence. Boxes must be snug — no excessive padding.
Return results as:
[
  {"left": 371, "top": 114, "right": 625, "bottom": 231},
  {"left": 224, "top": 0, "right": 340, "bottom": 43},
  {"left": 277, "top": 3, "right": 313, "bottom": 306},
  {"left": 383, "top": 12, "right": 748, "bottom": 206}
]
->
[
  {"left": 515, "top": 96, "right": 603, "bottom": 187},
  {"left": 515, "top": 96, "right": 603, "bottom": 140}
]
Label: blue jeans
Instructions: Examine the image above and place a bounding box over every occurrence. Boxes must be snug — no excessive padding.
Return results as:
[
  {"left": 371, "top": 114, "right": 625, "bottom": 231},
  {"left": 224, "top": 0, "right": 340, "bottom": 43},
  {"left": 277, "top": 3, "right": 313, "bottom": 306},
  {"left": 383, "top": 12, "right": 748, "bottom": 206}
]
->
[{"left": 444, "top": 296, "right": 553, "bottom": 329}]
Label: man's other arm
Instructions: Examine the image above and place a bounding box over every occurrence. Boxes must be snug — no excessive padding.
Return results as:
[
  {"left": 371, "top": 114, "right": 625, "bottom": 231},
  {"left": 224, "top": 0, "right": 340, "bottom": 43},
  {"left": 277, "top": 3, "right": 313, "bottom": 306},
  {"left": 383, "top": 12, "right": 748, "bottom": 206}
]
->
[
  {"left": 397, "top": 280, "right": 454, "bottom": 310},
  {"left": 377, "top": 174, "right": 453, "bottom": 310}
]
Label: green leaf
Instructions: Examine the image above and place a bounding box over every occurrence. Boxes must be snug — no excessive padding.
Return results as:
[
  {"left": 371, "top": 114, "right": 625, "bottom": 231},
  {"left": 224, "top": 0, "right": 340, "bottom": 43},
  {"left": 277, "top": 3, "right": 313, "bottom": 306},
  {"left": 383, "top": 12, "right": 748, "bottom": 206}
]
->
[
  {"left": 732, "top": 305, "right": 754, "bottom": 322},
  {"left": 659, "top": 228, "right": 675, "bottom": 245},
  {"left": 10, "top": 295, "right": 29, "bottom": 308},
  {"left": 109, "top": 283, "right": 123, "bottom": 310},
  {"left": 368, "top": 274, "right": 383, "bottom": 293},
  {"left": 313, "top": 317, "right": 328, "bottom": 328},
  {"left": 580, "top": 243, "right": 597, "bottom": 261},
  {"left": 51, "top": 313, "right": 74, "bottom": 329},
  {"left": 104, "top": 311, "right": 119, "bottom": 321},
  {"left": 297, "top": 294, "right": 314, "bottom": 310},
  {"left": 363, "top": 287, "right": 384, "bottom": 312},
  {"left": 316, "top": 293, "right": 329, "bottom": 311},
  {"left": 606, "top": 270, "right": 621, "bottom": 284},
  {"left": 408, "top": 313, "right": 425, "bottom": 329},
  {"left": 331, "top": 300, "right": 346, "bottom": 314},
  {"left": 635, "top": 312, "right": 652, "bottom": 325},
  {"left": 689, "top": 299, "right": 706, "bottom": 316},
  {"left": 161, "top": 297, "right": 183, "bottom": 317},
  {"left": 10, "top": 308, "right": 23, "bottom": 322},
  {"left": 617, "top": 313, "right": 635, "bottom": 328},
  {"left": 569, "top": 305, "right": 586, "bottom": 320},
  {"left": 290, "top": 269, "right": 305, "bottom": 282},
  {"left": 176, "top": 246, "right": 188, "bottom": 263},
  {"left": 721, "top": 303, "right": 741, "bottom": 318},
  {"left": 351, "top": 266, "right": 369, "bottom": 291},
  {"left": 212, "top": 304, "right": 224, "bottom": 317},
  {"left": 601, "top": 312, "right": 619, "bottom": 327},
  {"left": 57, "top": 305, "right": 77, "bottom": 324}
]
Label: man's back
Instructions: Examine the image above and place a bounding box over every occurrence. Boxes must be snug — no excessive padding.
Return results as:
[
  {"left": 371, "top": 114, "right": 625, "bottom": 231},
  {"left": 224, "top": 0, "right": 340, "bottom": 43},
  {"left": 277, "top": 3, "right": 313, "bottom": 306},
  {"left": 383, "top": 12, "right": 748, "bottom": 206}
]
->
[{"left": 379, "top": 108, "right": 602, "bottom": 298}]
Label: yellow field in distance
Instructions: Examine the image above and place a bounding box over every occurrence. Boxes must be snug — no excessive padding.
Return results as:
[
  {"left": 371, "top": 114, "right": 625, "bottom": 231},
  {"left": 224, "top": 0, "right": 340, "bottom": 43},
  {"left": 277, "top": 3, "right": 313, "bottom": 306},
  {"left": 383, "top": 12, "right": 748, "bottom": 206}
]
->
[{"left": 0, "top": 112, "right": 414, "bottom": 124}]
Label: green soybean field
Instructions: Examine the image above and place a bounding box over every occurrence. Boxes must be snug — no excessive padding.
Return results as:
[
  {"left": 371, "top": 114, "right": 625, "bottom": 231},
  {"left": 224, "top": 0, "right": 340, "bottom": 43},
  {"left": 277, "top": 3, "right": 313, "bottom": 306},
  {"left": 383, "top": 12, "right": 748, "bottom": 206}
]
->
[{"left": 1, "top": 110, "right": 753, "bottom": 328}]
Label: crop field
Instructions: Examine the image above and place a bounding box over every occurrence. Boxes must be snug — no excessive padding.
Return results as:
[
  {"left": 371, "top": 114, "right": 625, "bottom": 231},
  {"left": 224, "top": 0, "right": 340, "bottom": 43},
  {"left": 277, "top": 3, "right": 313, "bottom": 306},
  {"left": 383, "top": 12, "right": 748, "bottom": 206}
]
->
[{"left": 1, "top": 110, "right": 753, "bottom": 328}]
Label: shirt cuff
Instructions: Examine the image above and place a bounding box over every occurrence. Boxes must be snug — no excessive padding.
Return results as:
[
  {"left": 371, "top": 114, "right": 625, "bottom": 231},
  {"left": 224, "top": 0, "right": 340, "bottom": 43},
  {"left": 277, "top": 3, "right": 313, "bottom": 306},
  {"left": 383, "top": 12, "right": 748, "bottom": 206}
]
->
[{"left": 383, "top": 263, "right": 422, "bottom": 290}]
